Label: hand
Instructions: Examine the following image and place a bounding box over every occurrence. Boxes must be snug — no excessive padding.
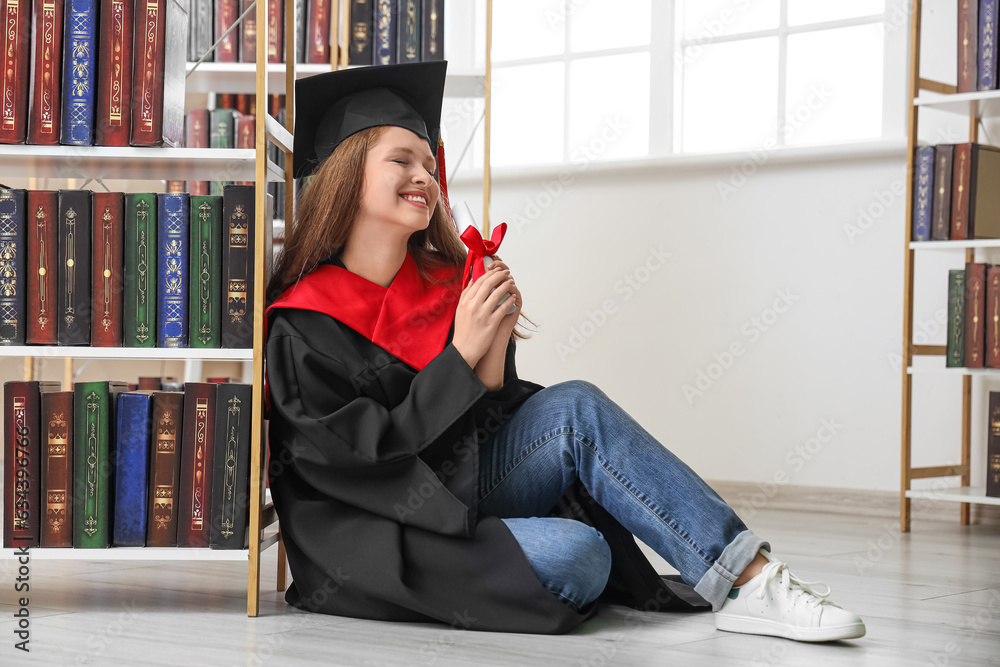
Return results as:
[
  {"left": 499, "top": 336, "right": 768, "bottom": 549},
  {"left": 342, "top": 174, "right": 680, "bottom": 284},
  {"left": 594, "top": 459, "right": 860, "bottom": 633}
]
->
[
  {"left": 483, "top": 257, "right": 522, "bottom": 341},
  {"left": 451, "top": 259, "right": 518, "bottom": 368}
]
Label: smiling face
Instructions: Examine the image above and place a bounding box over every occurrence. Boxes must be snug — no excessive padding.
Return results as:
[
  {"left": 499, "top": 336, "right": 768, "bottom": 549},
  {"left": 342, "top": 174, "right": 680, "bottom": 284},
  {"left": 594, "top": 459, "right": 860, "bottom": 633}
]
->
[{"left": 358, "top": 125, "right": 440, "bottom": 237}]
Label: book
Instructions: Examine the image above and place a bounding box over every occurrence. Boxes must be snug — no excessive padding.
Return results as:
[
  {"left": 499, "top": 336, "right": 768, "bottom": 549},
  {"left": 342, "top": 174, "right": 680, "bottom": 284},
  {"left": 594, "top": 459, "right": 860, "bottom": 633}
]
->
[
  {"left": 216, "top": 0, "right": 239, "bottom": 63},
  {"left": 397, "top": 0, "right": 421, "bottom": 64},
  {"left": 987, "top": 267, "right": 1000, "bottom": 368},
  {"left": 951, "top": 143, "right": 973, "bottom": 240},
  {"left": 0, "top": 189, "right": 27, "bottom": 345},
  {"left": 959, "top": 0, "right": 980, "bottom": 93},
  {"left": 91, "top": 192, "right": 125, "bottom": 347},
  {"left": 57, "top": 189, "right": 92, "bottom": 345},
  {"left": 350, "top": 0, "right": 374, "bottom": 65},
  {"left": 0, "top": 0, "right": 31, "bottom": 143},
  {"left": 131, "top": 0, "right": 188, "bottom": 147},
  {"left": 307, "top": 0, "right": 332, "bottom": 63},
  {"left": 294, "top": 0, "right": 306, "bottom": 63},
  {"left": 221, "top": 185, "right": 254, "bottom": 348},
  {"left": 240, "top": 0, "right": 257, "bottom": 63},
  {"left": 73, "top": 380, "right": 128, "bottom": 548},
  {"left": 188, "top": 0, "right": 214, "bottom": 63},
  {"left": 990, "top": 392, "right": 1000, "bottom": 497},
  {"left": 235, "top": 114, "right": 255, "bottom": 186},
  {"left": 147, "top": 390, "right": 183, "bottom": 547},
  {"left": 189, "top": 195, "right": 223, "bottom": 347},
  {"left": 60, "top": 0, "right": 98, "bottom": 145},
  {"left": 210, "top": 108, "right": 236, "bottom": 196},
  {"left": 422, "top": 0, "right": 443, "bottom": 62},
  {"left": 177, "top": 383, "right": 217, "bottom": 547},
  {"left": 186, "top": 109, "right": 211, "bottom": 195},
  {"left": 25, "top": 190, "right": 59, "bottom": 344},
  {"left": 375, "top": 0, "right": 396, "bottom": 65},
  {"left": 26, "top": 0, "right": 65, "bottom": 145},
  {"left": 931, "top": 144, "right": 954, "bottom": 240},
  {"left": 113, "top": 391, "right": 154, "bottom": 546},
  {"left": 982, "top": 0, "right": 999, "bottom": 90},
  {"left": 912, "top": 146, "right": 934, "bottom": 242},
  {"left": 966, "top": 144, "right": 1000, "bottom": 238},
  {"left": 267, "top": 0, "right": 283, "bottom": 62},
  {"left": 965, "top": 262, "right": 987, "bottom": 368},
  {"left": 157, "top": 193, "right": 190, "bottom": 347},
  {"left": 3, "top": 381, "right": 61, "bottom": 548},
  {"left": 94, "top": 0, "right": 135, "bottom": 146},
  {"left": 947, "top": 269, "right": 966, "bottom": 368},
  {"left": 210, "top": 382, "right": 252, "bottom": 549},
  {"left": 123, "top": 193, "right": 158, "bottom": 347},
  {"left": 40, "top": 390, "right": 73, "bottom": 547}
]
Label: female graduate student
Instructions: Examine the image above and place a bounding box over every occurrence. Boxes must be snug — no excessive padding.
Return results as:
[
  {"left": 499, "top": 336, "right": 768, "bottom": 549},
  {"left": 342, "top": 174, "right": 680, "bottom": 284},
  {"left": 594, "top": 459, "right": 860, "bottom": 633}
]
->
[{"left": 263, "top": 61, "right": 865, "bottom": 642}]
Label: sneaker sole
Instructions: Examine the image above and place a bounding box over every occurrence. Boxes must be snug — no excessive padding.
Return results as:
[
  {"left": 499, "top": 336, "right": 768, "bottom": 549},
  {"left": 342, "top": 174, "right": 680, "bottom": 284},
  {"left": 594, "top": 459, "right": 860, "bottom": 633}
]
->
[{"left": 715, "top": 614, "right": 866, "bottom": 642}]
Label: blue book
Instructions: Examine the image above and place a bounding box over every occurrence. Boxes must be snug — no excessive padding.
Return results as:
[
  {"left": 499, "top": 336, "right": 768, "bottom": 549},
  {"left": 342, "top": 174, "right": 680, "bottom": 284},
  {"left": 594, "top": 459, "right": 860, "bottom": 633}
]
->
[
  {"left": 981, "top": 0, "right": 999, "bottom": 90},
  {"left": 60, "top": 0, "right": 98, "bottom": 145},
  {"left": 912, "top": 146, "right": 935, "bottom": 242},
  {"left": 157, "top": 193, "right": 189, "bottom": 347},
  {"left": 0, "top": 189, "right": 27, "bottom": 345},
  {"left": 375, "top": 0, "right": 397, "bottom": 65},
  {"left": 113, "top": 392, "right": 154, "bottom": 547}
]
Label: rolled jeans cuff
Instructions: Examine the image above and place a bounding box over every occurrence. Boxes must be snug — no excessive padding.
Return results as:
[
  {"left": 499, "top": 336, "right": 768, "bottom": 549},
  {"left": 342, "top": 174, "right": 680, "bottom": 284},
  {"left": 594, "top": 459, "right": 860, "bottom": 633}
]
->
[{"left": 693, "top": 529, "right": 771, "bottom": 612}]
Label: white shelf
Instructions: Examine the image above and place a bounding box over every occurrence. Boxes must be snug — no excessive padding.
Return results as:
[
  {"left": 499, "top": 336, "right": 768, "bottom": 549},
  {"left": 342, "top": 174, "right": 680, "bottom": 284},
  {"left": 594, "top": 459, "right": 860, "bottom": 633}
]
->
[
  {"left": 907, "top": 366, "right": 1000, "bottom": 375},
  {"left": 910, "top": 239, "right": 1000, "bottom": 250},
  {"left": 185, "top": 62, "right": 485, "bottom": 98},
  {"left": 905, "top": 486, "right": 1000, "bottom": 506},
  {"left": 0, "top": 547, "right": 252, "bottom": 560},
  {"left": 0, "top": 346, "right": 253, "bottom": 360},
  {"left": 914, "top": 89, "right": 1000, "bottom": 117}
]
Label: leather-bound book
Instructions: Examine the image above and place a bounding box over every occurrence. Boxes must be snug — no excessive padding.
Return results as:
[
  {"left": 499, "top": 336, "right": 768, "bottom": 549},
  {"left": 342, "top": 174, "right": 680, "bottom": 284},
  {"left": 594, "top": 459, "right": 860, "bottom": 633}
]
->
[
  {"left": 113, "top": 391, "right": 153, "bottom": 546},
  {"left": 931, "top": 144, "right": 954, "bottom": 240},
  {"left": 123, "top": 193, "right": 158, "bottom": 347},
  {"left": 235, "top": 114, "right": 255, "bottom": 186},
  {"left": 295, "top": 0, "right": 306, "bottom": 63},
  {"left": 216, "top": 0, "right": 239, "bottom": 62},
  {"left": 988, "top": 267, "right": 1000, "bottom": 368},
  {"left": 221, "top": 185, "right": 254, "bottom": 348},
  {"left": 267, "top": 0, "right": 282, "bottom": 62},
  {"left": 240, "top": 0, "right": 257, "bottom": 63},
  {"left": 3, "top": 381, "right": 61, "bottom": 548},
  {"left": 56, "top": 189, "right": 92, "bottom": 345},
  {"left": 73, "top": 380, "right": 128, "bottom": 548},
  {"left": 26, "top": 191, "right": 59, "bottom": 344},
  {"left": 40, "top": 390, "right": 72, "bottom": 547},
  {"left": 130, "top": 0, "right": 187, "bottom": 147},
  {"left": 189, "top": 195, "right": 223, "bottom": 348},
  {"left": 60, "top": 0, "right": 98, "bottom": 145},
  {"left": 138, "top": 377, "right": 162, "bottom": 390},
  {"left": 177, "top": 383, "right": 217, "bottom": 547},
  {"left": 350, "top": 0, "right": 374, "bottom": 65},
  {"left": 91, "top": 192, "right": 125, "bottom": 347},
  {"left": 965, "top": 262, "right": 987, "bottom": 368},
  {"left": 0, "top": 189, "right": 27, "bottom": 345},
  {"left": 186, "top": 109, "right": 210, "bottom": 195},
  {"left": 188, "top": 0, "right": 214, "bottom": 63},
  {"left": 94, "top": 0, "right": 134, "bottom": 146},
  {"left": 396, "top": 0, "right": 420, "bottom": 64},
  {"left": 374, "top": 0, "right": 396, "bottom": 65},
  {"left": 947, "top": 270, "right": 966, "bottom": 367},
  {"left": 968, "top": 144, "right": 1000, "bottom": 239},
  {"left": 982, "top": 0, "right": 999, "bottom": 90},
  {"left": 959, "top": 0, "right": 979, "bottom": 93},
  {"left": 26, "top": 0, "right": 65, "bottom": 145},
  {"left": 421, "top": 0, "right": 442, "bottom": 61},
  {"left": 0, "top": 0, "right": 31, "bottom": 143},
  {"left": 912, "top": 146, "right": 934, "bottom": 242},
  {"left": 210, "top": 383, "right": 251, "bottom": 549},
  {"left": 157, "top": 193, "right": 190, "bottom": 347},
  {"left": 147, "top": 390, "right": 184, "bottom": 546},
  {"left": 210, "top": 108, "right": 236, "bottom": 197},
  {"left": 951, "top": 143, "right": 973, "bottom": 240},
  {"left": 990, "top": 392, "right": 1000, "bottom": 497},
  {"left": 307, "top": 0, "right": 332, "bottom": 63},
  {"left": 217, "top": 93, "right": 236, "bottom": 110}
]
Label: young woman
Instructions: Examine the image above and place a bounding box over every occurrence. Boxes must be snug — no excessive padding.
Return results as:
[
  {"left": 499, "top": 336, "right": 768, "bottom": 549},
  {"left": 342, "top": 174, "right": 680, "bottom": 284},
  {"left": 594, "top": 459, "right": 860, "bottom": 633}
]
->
[{"left": 264, "top": 61, "right": 865, "bottom": 642}]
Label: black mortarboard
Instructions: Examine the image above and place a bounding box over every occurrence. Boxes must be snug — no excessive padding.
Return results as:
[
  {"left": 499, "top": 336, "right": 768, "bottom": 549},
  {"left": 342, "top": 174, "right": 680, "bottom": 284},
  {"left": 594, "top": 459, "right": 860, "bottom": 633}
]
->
[{"left": 293, "top": 61, "right": 448, "bottom": 179}]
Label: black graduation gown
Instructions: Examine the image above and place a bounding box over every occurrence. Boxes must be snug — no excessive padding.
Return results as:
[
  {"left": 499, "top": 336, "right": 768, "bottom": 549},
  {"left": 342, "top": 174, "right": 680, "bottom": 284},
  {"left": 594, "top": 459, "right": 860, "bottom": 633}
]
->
[{"left": 264, "top": 262, "right": 711, "bottom": 634}]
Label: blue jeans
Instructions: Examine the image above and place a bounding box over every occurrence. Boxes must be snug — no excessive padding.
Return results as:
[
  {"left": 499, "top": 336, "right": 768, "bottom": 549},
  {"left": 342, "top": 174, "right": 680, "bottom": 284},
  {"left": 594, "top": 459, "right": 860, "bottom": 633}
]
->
[{"left": 479, "top": 380, "right": 770, "bottom": 613}]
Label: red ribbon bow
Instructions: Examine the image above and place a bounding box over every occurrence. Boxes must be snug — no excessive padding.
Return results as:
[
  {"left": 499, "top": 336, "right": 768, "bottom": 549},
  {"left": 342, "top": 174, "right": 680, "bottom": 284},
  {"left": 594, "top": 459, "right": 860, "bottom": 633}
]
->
[{"left": 459, "top": 221, "right": 507, "bottom": 289}]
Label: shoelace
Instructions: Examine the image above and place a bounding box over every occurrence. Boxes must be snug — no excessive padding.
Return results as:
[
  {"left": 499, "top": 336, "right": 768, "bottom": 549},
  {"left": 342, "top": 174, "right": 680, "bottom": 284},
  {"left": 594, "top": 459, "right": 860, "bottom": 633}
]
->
[{"left": 755, "top": 560, "right": 834, "bottom": 609}]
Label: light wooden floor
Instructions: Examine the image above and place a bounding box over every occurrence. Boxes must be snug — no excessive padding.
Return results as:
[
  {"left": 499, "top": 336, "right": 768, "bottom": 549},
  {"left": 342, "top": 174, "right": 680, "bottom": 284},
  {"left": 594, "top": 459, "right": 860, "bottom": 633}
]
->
[{"left": 1, "top": 505, "right": 998, "bottom": 666}]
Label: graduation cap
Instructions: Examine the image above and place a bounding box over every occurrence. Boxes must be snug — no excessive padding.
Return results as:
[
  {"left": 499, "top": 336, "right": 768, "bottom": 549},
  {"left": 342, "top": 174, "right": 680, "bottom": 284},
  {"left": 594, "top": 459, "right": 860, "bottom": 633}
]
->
[{"left": 293, "top": 61, "right": 448, "bottom": 179}]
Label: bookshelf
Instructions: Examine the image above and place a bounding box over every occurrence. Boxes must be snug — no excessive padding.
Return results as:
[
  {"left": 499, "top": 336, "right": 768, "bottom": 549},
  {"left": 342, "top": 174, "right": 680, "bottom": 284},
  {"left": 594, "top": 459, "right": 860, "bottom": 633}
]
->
[{"left": 900, "top": 0, "right": 999, "bottom": 531}]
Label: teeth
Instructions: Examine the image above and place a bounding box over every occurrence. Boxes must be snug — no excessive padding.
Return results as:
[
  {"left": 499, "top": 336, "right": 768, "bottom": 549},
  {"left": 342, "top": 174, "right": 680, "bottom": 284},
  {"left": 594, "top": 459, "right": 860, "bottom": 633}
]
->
[{"left": 402, "top": 194, "right": 426, "bottom": 205}]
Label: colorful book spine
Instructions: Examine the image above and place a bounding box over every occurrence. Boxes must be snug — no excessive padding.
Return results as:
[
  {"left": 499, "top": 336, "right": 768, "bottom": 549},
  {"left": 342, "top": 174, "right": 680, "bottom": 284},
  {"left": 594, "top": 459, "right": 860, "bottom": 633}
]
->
[
  {"left": 981, "top": 0, "right": 999, "bottom": 90},
  {"left": 0, "top": 189, "right": 27, "bottom": 345},
  {"left": 26, "top": 191, "right": 59, "bottom": 344},
  {"left": 350, "top": 0, "right": 374, "bottom": 65},
  {"left": 396, "top": 0, "right": 421, "bottom": 64},
  {"left": 60, "top": 0, "right": 98, "bottom": 145},
  {"left": 91, "top": 192, "right": 124, "bottom": 346},
  {"left": 931, "top": 144, "right": 954, "bottom": 241},
  {"left": 990, "top": 392, "right": 1000, "bottom": 497},
  {"left": 267, "top": 0, "right": 282, "bottom": 62},
  {"left": 160, "top": 0, "right": 187, "bottom": 147},
  {"left": 57, "top": 189, "right": 92, "bottom": 345},
  {"left": 157, "top": 193, "right": 189, "bottom": 347},
  {"left": 0, "top": 0, "right": 31, "bottom": 143},
  {"left": 421, "top": 0, "right": 443, "bottom": 61},
  {"left": 235, "top": 114, "right": 255, "bottom": 186},
  {"left": 94, "top": 0, "right": 134, "bottom": 146},
  {"left": 987, "top": 267, "right": 1000, "bottom": 368},
  {"left": 216, "top": 0, "right": 239, "bottom": 63},
  {"left": 40, "top": 390, "right": 73, "bottom": 547},
  {"left": 912, "top": 146, "right": 934, "bottom": 242},
  {"left": 239, "top": 0, "right": 257, "bottom": 63},
  {"left": 951, "top": 143, "right": 973, "bottom": 240},
  {"left": 123, "top": 193, "right": 157, "bottom": 347},
  {"left": 26, "top": 0, "right": 65, "bottom": 145},
  {"left": 210, "top": 108, "right": 235, "bottom": 197},
  {"left": 959, "top": 0, "right": 980, "bottom": 93},
  {"left": 947, "top": 269, "right": 966, "bottom": 368},
  {"left": 147, "top": 390, "right": 183, "bottom": 547},
  {"left": 210, "top": 383, "right": 252, "bottom": 549},
  {"left": 186, "top": 109, "right": 211, "bottom": 195},
  {"left": 73, "top": 380, "right": 127, "bottom": 548},
  {"left": 189, "top": 195, "right": 223, "bottom": 348},
  {"left": 178, "top": 383, "right": 217, "bottom": 547},
  {"left": 965, "top": 262, "right": 987, "bottom": 368},
  {"left": 307, "top": 0, "right": 331, "bottom": 63},
  {"left": 131, "top": 0, "right": 165, "bottom": 146},
  {"left": 113, "top": 391, "right": 153, "bottom": 546},
  {"left": 375, "top": 0, "right": 396, "bottom": 65},
  {"left": 221, "top": 185, "right": 254, "bottom": 348}
]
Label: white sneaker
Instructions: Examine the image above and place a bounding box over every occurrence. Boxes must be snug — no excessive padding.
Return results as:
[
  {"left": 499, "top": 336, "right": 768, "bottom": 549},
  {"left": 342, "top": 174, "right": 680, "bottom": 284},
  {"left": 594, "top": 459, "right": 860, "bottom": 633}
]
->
[{"left": 715, "top": 549, "right": 866, "bottom": 642}]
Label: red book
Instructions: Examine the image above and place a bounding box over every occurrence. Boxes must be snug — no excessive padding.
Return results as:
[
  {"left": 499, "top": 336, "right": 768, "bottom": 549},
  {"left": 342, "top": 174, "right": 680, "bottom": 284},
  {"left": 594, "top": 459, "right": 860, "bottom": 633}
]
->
[
  {"left": 147, "top": 391, "right": 184, "bottom": 547},
  {"left": 268, "top": 94, "right": 282, "bottom": 118},
  {"left": 267, "top": 0, "right": 283, "bottom": 63},
  {"left": 0, "top": 0, "right": 31, "bottom": 143},
  {"left": 240, "top": 0, "right": 257, "bottom": 63},
  {"left": 235, "top": 114, "right": 255, "bottom": 186},
  {"left": 965, "top": 262, "right": 987, "bottom": 368},
  {"left": 217, "top": 93, "right": 236, "bottom": 110},
  {"left": 186, "top": 108, "right": 210, "bottom": 195},
  {"left": 40, "top": 390, "right": 73, "bottom": 547},
  {"left": 177, "top": 383, "right": 217, "bottom": 547},
  {"left": 216, "top": 0, "right": 239, "bottom": 62},
  {"left": 91, "top": 192, "right": 125, "bottom": 347},
  {"left": 988, "top": 267, "right": 1000, "bottom": 369},
  {"left": 138, "top": 377, "right": 163, "bottom": 390},
  {"left": 26, "top": 0, "right": 64, "bottom": 145},
  {"left": 25, "top": 190, "right": 59, "bottom": 344},
  {"left": 307, "top": 0, "right": 331, "bottom": 63},
  {"left": 95, "top": 0, "right": 135, "bottom": 146},
  {"left": 131, "top": 0, "right": 168, "bottom": 146},
  {"left": 951, "top": 143, "right": 973, "bottom": 240},
  {"left": 959, "top": 0, "right": 979, "bottom": 94}
]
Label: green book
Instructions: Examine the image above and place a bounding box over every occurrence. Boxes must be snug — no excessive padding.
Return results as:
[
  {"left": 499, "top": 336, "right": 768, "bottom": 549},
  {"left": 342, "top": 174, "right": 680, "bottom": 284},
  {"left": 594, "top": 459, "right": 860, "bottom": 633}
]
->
[
  {"left": 123, "top": 194, "right": 158, "bottom": 347},
  {"left": 189, "top": 195, "right": 223, "bottom": 347},
  {"left": 73, "top": 381, "right": 129, "bottom": 548},
  {"left": 210, "top": 109, "right": 235, "bottom": 196},
  {"left": 947, "top": 269, "right": 966, "bottom": 368}
]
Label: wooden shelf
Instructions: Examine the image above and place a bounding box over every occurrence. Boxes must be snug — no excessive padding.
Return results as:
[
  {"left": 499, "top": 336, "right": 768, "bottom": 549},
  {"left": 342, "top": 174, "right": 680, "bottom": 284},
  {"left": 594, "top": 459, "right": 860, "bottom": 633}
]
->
[
  {"left": 913, "top": 88, "right": 1000, "bottom": 116},
  {"left": 0, "top": 346, "right": 253, "bottom": 360},
  {"left": 905, "top": 486, "right": 1000, "bottom": 506},
  {"left": 909, "top": 239, "right": 1000, "bottom": 250}
]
